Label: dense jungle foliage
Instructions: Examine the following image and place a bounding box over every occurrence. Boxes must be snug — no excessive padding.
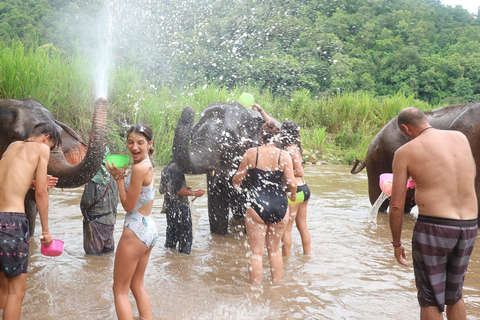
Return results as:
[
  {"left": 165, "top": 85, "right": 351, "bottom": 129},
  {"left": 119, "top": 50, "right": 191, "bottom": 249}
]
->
[{"left": 0, "top": 0, "right": 479, "bottom": 164}]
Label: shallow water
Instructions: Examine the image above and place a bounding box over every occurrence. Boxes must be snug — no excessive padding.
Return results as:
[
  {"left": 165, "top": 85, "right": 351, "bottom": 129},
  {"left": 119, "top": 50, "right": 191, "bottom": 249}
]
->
[{"left": 21, "top": 165, "right": 480, "bottom": 319}]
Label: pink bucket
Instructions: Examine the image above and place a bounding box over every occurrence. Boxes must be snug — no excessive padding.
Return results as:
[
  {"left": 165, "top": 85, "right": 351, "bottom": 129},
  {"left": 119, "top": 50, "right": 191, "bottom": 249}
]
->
[
  {"left": 379, "top": 173, "right": 415, "bottom": 196},
  {"left": 41, "top": 239, "right": 64, "bottom": 257},
  {"left": 379, "top": 173, "right": 393, "bottom": 195}
]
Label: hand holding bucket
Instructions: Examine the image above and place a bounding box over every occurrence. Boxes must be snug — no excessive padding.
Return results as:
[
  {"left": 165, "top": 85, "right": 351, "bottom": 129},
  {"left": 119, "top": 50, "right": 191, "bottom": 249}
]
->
[{"left": 40, "top": 235, "right": 64, "bottom": 257}]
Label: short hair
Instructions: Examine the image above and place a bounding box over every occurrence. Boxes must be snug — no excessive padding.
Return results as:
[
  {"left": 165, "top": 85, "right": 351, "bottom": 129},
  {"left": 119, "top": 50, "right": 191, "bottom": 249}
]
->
[
  {"left": 261, "top": 121, "right": 280, "bottom": 144},
  {"left": 126, "top": 124, "right": 155, "bottom": 156},
  {"left": 30, "top": 122, "right": 62, "bottom": 150},
  {"left": 397, "top": 107, "right": 427, "bottom": 128}
]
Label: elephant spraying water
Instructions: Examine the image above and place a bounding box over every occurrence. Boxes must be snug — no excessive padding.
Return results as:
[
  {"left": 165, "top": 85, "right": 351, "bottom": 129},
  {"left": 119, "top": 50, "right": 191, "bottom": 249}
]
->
[
  {"left": 352, "top": 101, "right": 480, "bottom": 223},
  {"left": 0, "top": 98, "right": 108, "bottom": 234}
]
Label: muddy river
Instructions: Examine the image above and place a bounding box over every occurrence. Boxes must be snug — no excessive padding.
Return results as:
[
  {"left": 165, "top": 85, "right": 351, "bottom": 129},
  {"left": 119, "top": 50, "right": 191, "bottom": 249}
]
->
[{"left": 18, "top": 165, "right": 480, "bottom": 319}]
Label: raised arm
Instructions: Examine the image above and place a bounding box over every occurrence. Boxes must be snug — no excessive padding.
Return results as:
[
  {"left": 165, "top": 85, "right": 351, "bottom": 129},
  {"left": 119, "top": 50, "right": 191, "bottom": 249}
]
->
[{"left": 252, "top": 104, "right": 272, "bottom": 123}]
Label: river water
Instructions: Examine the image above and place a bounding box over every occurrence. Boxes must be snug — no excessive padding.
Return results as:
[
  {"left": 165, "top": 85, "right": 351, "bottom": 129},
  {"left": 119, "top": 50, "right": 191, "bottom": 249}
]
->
[{"left": 20, "top": 165, "right": 480, "bottom": 319}]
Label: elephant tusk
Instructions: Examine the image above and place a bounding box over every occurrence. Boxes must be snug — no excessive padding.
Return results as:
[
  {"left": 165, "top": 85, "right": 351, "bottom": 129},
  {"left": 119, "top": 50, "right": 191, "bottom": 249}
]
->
[{"left": 211, "top": 170, "right": 215, "bottom": 177}]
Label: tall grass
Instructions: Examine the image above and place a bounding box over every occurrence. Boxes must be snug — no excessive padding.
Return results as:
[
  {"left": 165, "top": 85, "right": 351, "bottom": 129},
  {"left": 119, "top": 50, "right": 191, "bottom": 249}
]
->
[{"left": 0, "top": 42, "right": 438, "bottom": 165}]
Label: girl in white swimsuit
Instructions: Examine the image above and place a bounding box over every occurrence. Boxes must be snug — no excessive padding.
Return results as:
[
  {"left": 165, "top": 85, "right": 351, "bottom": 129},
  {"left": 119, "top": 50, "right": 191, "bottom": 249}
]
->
[{"left": 107, "top": 124, "right": 156, "bottom": 320}]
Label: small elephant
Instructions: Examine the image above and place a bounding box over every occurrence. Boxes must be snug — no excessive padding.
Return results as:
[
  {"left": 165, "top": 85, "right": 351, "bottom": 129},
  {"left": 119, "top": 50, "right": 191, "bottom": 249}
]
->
[
  {"left": 173, "top": 102, "right": 280, "bottom": 235},
  {"left": 0, "top": 98, "right": 108, "bottom": 234},
  {"left": 352, "top": 101, "right": 480, "bottom": 220}
]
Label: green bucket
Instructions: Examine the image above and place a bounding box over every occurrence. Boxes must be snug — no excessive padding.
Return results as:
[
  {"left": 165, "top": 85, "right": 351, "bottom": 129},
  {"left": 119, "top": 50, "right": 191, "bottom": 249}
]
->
[
  {"left": 239, "top": 92, "right": 254, "bottom": 108},
  {"left": 105, "top": 154, "right": 129, "bottom": 168}
]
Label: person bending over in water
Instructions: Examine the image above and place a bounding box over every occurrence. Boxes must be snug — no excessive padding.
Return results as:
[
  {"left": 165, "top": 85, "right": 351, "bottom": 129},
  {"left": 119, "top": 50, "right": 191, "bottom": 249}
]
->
[
  {"left": 233, "top": 121, "right": 296, "bottom": 285},
  {"left": 389, "top": 107, "right": 477, "bottom": 320},
  {"left": 252, "top": 104, "right": 311, "bottom": 256},
  {"left": 107, "top": 124, "right": 157, "bottom": 320},
  {"left": 0, "top": 122, "right": 60, "bottom": 320}
]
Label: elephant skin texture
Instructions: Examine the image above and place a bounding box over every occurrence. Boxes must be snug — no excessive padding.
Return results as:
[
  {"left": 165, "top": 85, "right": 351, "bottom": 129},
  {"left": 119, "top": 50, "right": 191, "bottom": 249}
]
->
[
  {"left": 0, "top": 98, "right": 108, "bottom": 234},
  {"left": 173, "top": 102, "right": 277, "bottom": 235},
  {"left": 352, "top": 101, "right": 480, "bottom": 222}
]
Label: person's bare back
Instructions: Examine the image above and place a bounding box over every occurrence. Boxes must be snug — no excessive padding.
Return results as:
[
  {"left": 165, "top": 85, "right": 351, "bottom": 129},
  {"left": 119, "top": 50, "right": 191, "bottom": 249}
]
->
[
  {"left": 394, "top": 128, "right": 477, "bottom": 219},
  {"left": 0, "top": 140, "right": 50, "bottom": 213}
]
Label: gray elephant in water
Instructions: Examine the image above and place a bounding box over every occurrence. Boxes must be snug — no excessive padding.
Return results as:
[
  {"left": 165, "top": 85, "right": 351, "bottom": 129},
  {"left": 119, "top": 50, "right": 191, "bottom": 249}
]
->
[
  {"left": 173, "top": 102, "right": 280, "bottom": 235},
  {"left": 352, "top": 101, "right": 480, "bottom": 220},
  {"left": 0, "top": 98, "right": 108, "bottom": 234}
]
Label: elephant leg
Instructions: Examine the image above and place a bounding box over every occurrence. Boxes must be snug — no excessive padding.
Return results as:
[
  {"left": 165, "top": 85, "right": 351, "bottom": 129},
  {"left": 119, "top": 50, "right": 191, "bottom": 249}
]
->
[
  {"left": 207, "top": 176, "right": 229, "bottom": 235},
  {"left": 24, "top": 189, "right": 37, "bottom": 236}
]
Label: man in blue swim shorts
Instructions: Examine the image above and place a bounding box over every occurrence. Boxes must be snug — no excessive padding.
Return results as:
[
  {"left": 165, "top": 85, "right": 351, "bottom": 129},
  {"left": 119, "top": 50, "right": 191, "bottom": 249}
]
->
[
  {"left": 389, "top": 108, "right": 478, "bottom": 319},
  {"left": 0, "top": 122, "right": 61, "bottom": 319}
]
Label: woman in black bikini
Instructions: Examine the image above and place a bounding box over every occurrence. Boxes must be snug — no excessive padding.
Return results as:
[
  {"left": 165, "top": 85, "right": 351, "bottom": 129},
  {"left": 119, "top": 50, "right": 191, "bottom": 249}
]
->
[
  {"left": 251, "top": 104, "right": 311, "bottom": 256},
  {"left": 233, "top": 121, "right": 297, "bottom": 285},
  {"left": 280, "top": 121, "right": 311, "bottom": 256}
]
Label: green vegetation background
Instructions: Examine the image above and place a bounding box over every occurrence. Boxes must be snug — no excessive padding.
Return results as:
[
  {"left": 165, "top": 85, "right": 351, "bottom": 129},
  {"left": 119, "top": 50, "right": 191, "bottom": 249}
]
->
[{"left": 0, "top": 0, "right": 479, "bottom": 165}]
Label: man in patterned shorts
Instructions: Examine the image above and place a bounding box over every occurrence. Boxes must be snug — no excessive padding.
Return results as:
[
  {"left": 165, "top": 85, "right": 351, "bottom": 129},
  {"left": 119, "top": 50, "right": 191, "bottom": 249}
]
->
[
  {"left": 389, "top": 107, "right": 478, "bottom": 320},
  {"left": 0, "top": 122, "right": 60, "bottom": 320}
]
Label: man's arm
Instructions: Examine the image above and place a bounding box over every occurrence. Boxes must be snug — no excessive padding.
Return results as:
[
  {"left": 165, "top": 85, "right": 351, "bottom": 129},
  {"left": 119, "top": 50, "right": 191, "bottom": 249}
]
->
[
  {"left": 389, "top": 149, "right": 409, "bottom": 267},
  {"left": 35, "top": 145, "right": 53, "bottom": 245}
]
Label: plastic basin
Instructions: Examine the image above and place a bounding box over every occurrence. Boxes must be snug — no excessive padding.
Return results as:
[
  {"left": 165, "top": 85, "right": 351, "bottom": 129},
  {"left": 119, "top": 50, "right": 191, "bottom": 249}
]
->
[
  {"left": 239, "top": 92, "right": 254, "bottom": 108},
  {"left": 379, "top": 173, "right": 415, "bottom": 196},
  {"left": 41, "top": 239, "right": 64, "bottom": 257},
  {"left": 105, "top": 154, "right": 129, "bottom": 168}
]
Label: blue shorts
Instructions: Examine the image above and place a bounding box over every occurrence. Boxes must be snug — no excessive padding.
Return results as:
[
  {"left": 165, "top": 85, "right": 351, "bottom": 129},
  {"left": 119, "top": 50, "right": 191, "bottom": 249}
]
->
[{"left": 0, "top": 212, "right": 29, "bottom": 278}]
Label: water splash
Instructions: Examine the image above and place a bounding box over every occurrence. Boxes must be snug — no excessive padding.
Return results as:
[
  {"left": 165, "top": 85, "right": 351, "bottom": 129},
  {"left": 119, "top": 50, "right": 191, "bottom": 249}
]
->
[
  {"left": 94, "top": 0, "right": 115, "bottom": 99},
  {"left": 368, "top": 192, "right": 389, "bottom": 222}
]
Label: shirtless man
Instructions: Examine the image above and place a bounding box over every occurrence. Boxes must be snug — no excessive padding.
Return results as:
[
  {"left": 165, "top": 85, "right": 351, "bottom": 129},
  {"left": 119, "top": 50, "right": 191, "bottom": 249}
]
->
[
  {"left": 0, "top": 122, "right": 61, "bottom": 320},
  {"left": 389, "top": 107, "right": 478, "bottom": 320}
]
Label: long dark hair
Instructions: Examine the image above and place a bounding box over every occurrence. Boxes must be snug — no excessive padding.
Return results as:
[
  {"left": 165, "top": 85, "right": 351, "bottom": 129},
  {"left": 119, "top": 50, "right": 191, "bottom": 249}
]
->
[
  {"left": 280, "top": 121, "right": 302, "bottom": 154},
  {"left": 126, "top": 124, "right": 155, "bottom": 157}
]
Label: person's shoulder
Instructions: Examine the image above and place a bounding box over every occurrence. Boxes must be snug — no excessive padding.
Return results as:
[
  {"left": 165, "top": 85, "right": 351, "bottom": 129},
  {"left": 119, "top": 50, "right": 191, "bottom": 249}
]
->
[{"left": 132, "top": 159, "right": 153, "bottom": 173}]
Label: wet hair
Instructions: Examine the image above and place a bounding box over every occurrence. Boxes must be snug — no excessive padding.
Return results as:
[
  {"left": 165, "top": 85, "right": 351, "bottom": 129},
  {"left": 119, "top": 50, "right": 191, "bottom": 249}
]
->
[
  {"left": 126, "top": 124, "right": 155, "bottom": 157},
  {"left": 261, "top": 121, "right": 280, "bottom": 144},
  {"left": 397, "top": 107, "right": 427, "bottom": 128},
  {"left": 29, "top": 122, "right": 62, "bottom": 150},
  {"left": 280, "top": 121, "right": 302, "bottom": 153}
]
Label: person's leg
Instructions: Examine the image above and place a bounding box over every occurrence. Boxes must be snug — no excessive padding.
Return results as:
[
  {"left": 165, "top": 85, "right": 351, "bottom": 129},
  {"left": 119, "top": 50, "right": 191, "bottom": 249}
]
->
[
  {"left": 282, "top": 204, "right": 298, "bottom": 257},
  {"left": 0, "top": 272, "right": 7, "bottom": 311},
  {"left": 102, "top": 224, "right": 115, "bottom": 254},
  {"left": 420, "top": 306, "right": 444, "bottom": 320},
  {"left": 164, "top": 205, "right": 177, "bottom": 248},
  {"left": 245, "top": 208, "right": 267, "bottom": 285},
  {"left": 178, "top": 204, "right": 193, "bottom": 254},
  {"left": 3, "top": 274, "right": 27, "bottom": 320},
  {"left": 113, "top": 228, "right": 146, "bottom": 320},
  {"left": 446, "top": 299, "right": 466, "bottom": 320},
  {"left": 84, "top": 220, "right": 104, "bottom": 255},
  {"left": 130, "top": 246, "right": 154, "bottom": 320},
  {"left": 266, "top": 213, "right": 289, "bottom": 282},
  {"left": 295, "top": 200, "right": 311, "bottom": 255}
]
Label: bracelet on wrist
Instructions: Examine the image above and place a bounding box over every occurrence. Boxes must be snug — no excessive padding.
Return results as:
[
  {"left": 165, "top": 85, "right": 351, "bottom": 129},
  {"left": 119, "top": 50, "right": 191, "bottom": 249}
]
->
[
  {"left": 391, "top": 241, "right": 402, "bottom": 247},
  {"left": 115, "top": 175, "right": 124, "bottom": 181}
]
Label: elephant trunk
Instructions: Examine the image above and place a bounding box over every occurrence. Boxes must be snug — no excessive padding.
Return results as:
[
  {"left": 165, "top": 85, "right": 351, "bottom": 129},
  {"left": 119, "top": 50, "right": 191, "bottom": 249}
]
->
[
  {"left": 173, "top": 106, "right": 217, "bottom": 174},
  {"left": 48, "top": 98, "right": 108, "bottom": 188}
]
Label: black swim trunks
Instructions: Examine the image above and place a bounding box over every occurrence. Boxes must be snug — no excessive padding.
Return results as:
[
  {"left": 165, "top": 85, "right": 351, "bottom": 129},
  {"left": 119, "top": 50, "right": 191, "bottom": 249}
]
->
[
  {"left": 412, "top": 214, "right": 478, "bottom": 312},
  {"left": 0, "top": 212, "right": 30, "bottom": 278}
]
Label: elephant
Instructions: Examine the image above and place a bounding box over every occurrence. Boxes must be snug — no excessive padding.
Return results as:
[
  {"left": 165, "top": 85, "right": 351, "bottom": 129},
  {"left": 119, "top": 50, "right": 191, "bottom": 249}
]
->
[
  {"left": 0, "top": 97, "right": 108, "bottom": 234},
  {"left": 173, "top": 102, "right": 280, "bottom": 235},
  {"left": 351, "top": 101, "right": 480, "bottom": 219}
]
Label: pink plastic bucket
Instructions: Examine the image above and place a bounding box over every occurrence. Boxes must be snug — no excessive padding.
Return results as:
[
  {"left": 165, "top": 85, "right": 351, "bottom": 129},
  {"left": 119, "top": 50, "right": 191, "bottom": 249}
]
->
[
  {"left": 379, "top": 173, "right": 415, "bottom": 196},
  {"left": 41, "top": 239, "right": 64, "bottom": 257},
  {"left": 379, "top": 173, "right": 393, "bottom": 195}
]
